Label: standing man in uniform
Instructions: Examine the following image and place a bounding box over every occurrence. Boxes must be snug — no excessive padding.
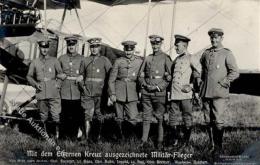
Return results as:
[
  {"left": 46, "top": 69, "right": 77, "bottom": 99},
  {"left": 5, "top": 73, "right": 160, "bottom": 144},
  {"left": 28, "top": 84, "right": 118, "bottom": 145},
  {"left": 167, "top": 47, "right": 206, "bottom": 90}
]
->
[
  {"left": 138, "top": 35, "right": 172, "bottom": 149},
  {"left": 200, "top": 28, "right": 239, "bottom": 152},
  {"left": 169, "top": 35, "right": 201, "bottom": 148},
  {"left": 58, "top": 36, "right": 84, "bottom": 140},
  {"left": 108, "top": 41, "right": 143, "bottom": 139},
  {"left": 27, "top": 40, "right": 63, "bottom": 139},
  {"left": 80, "top": 37, "right": 112, "bottom": 142}
]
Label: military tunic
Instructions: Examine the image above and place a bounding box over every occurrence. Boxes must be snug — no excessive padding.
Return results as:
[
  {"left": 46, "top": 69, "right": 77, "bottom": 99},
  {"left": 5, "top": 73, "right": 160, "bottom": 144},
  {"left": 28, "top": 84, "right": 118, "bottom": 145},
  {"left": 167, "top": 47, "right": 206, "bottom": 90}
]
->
[
  {"left": 139, "top": 51, "right": 172, "bottom": 96},
  {"left": 27, "top": 56, "right": 62, "bottom": 122},
  {"left": 170, "top": 53, "right": 201, "bottom": 100},
  {"left": 108, "top": 55, "right": 143, "bottom": 122},
  {"left": 58, "top": 53, "right": 83, "bottom": 100},
  {"left": 169, "top": 53, "right": 201, "bottom": 127},
  {"left": 200, "top": 47, "right": 239, "bottom": 98},
  {"left": 200, "top": 46, "right": 239, "bottom": 128},
  {"left": 80, "top": 54, "right": 112, "bottom": 121},
  {"left": 109, "top": 55, "right": 143, "bottom": 102}
]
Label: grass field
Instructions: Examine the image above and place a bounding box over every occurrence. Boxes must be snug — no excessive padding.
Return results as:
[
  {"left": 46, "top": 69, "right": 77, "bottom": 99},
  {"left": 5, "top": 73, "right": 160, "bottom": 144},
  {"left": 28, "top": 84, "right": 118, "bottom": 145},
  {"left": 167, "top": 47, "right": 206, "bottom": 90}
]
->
[{"left": 0, "top": 94, "right": 259, "bottom": 164}]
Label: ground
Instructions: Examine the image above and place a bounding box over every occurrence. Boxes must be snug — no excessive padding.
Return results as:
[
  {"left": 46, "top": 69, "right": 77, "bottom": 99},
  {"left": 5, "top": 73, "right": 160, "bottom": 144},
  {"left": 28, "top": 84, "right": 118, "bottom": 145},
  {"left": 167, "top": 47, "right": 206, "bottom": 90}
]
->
[{"left": 0, "top": 94, "right": 259, "bottom": 164}]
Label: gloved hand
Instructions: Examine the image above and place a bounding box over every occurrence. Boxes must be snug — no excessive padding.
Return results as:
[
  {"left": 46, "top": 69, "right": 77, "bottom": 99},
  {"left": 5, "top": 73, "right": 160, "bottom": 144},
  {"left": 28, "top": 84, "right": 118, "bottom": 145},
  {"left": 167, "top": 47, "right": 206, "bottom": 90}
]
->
[
  {"left": 59, "top": 73, "right": 67, "bottom": 80},
  {"left": 55, "top": 82, "right": 61, "bottom": 90},
  {"left": 110, "top": 95, "right": 117, "bottom": 103},
  {"left": 146, "top": 85, "right": 158, "bottom": 92},
  {"left": 107, "top": 97, "right": 114, "bottom": 106},
  {"left": 76, "top": 75, "right": 83, "bottom": 83},
  {"left": 36, "top": 83, "right": 42, "bottom": 91},
  {"left": 219, "top": 79, "right": 230, "bottom": 88},
  {"left": 181, "top": 84, "right": 192, "bottom": 93}
]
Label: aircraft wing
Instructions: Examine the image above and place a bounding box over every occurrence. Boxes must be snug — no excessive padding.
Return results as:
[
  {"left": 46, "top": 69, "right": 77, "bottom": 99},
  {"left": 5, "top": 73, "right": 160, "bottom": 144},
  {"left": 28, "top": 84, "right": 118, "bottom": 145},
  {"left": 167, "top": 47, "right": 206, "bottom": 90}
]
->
[
  {"left": 1, "top": 0, "right": 80, "bottom": 9},
  {"left": 88, "top": 0, "right": 164, "bottom": 6},
  {"left": 0, "top": 47, "right": 29, "bottom": 85},
  {"left": 230, "top": 71, "right": 260, "bottom": 96},
  {"left": 33, "top": 0, "right": 81, "bottom": 9}
]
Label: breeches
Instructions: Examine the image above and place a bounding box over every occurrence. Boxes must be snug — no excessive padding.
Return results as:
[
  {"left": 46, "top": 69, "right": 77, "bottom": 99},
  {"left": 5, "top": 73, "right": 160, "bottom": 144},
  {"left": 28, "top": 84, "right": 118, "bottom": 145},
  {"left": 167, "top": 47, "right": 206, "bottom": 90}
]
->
[{"left": 38, "top": 98, "right": 61, "bottom": 123}]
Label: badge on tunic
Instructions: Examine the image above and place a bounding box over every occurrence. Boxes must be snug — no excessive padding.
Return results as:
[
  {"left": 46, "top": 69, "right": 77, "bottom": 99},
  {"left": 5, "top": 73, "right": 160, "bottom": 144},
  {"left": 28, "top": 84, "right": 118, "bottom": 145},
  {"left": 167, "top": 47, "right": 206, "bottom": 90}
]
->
[
  {"left": 76, "top": 70, "right": 79, "bottom": 74},
  {"left": 97, "top": 69, "right": 100, "bottom": 73},
  {"left": 49, "top": 68, "right": 52, "bottom": 72},
  {"left": 216, "top": 65, "right": 220, "bottom": 69},
  {"left": 132, "top": 72, "right": 136, "bottom": 76},
  {"left": 69, "top": 62, "right": 73, "bottom": 66},
  {"left": 155, "top": 70, "right": 159, "bottom": 74}
]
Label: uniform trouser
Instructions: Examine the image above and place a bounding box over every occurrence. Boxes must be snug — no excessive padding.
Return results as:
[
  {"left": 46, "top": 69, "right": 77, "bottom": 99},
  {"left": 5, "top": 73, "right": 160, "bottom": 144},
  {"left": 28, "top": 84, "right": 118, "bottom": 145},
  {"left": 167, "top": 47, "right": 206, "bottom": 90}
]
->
[
  {"left": 38, "top": 98, "right": 61, "bottom": 123},
  {"left": 202, "top": 98, "right": 227, "bottom": 129},
  {"left": 115, "top": 101, "right": 139, "bottom": 124},
  {"left": 81, "top": 96, "right": 103, "bottom": 121},
  {"left": 60, "top": 99, "right": 82, "bottom": 139},
  {"left": 141, "top": 94, "right": 166, "bottom": 142},
  {"left": 202, "top": 98, "right": 227, "bottom": 148},
  {"left": 169, "top": 99, "right": 193, "bottom": 127}
]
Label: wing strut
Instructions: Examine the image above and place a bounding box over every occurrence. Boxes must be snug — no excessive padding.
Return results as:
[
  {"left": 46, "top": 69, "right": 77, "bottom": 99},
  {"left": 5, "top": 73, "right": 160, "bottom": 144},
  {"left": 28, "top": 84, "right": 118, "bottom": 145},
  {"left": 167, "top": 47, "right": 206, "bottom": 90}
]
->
[
  {"left": 0, "top": 75, "right": 9, "bottom": 113},
  {"left": 143, "top": 0, "right": 152, "bottom": 57},
  {"left": 58, "top": 4, "right": 88, "bottom": 56},
  {"left": 169, "top": 0, "right": 177, "bottom": 58}
]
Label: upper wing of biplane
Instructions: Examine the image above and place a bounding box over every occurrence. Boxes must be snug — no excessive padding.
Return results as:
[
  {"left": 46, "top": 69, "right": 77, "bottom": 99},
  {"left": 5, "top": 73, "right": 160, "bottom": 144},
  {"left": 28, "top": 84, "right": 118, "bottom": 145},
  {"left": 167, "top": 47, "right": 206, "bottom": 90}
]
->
[
  {"left": 1, "top": 0, "right": 80, "bottom": 9},
  {"left": 88, "top": 0, "right": 164, "bottom": 6},
  {"left": 0, "top": 0, "right": 81, "bottom": 37}
]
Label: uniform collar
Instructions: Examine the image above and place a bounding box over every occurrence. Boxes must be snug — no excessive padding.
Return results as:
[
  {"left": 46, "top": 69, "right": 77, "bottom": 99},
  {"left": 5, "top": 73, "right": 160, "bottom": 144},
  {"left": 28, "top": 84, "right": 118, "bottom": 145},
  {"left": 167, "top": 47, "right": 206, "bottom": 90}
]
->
[
  {"left": 90, "top": 54, "right": 101, "bottom": 58},
  {"left": 211, "top": 44, "right": 224, "bottom": 52},
  {"left": 153, "top": 50, "right": 162, "bottom": 56},
  {"left": 178, "top": 51, "right": 189, "bottom": 57},
  {"left": 125, "top": 55, "right": 135, "bottom": 61},
  {"left": 67, "top": 53, "right": 78, "bottom": 57},
  {"left": 39, "top": 55, "right": 50, "bottom": 61}
]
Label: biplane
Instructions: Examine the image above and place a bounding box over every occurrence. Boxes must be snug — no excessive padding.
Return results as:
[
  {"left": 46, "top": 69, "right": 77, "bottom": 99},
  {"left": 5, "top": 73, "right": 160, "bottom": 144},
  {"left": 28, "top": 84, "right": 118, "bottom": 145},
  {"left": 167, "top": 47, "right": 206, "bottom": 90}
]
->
[{"left": 0, "top": 0, "right": 259, "bottom": 127}]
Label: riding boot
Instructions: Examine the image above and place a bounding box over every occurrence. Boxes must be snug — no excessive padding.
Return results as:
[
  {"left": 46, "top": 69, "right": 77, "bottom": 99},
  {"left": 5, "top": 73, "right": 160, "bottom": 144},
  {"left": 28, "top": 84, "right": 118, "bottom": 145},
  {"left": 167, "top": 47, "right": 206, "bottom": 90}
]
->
[
  {"left": 214, "top": 127, "right": 224, "bottom": 150},
  {"left": 81, "top": 120, "right": 91, "bottom": 141},
  {"left": 180, "top": 126, "right": 192, "bottom": 149},
  {"left": 141, "top": 121, "right": 150, "bottom": 142},
  {"left": 116, "top": 121, "right": 123, "bottom": 140},
  {"left": 55, "top": 122, "right": 60, "bottom": 140},
  {"left": 207, "top": 125, "right": 215, "bottom": 152},
  {"left": 139, "top": 121, "right": 151, "bottom": 149},
  {"left": 96, "top": 120, "right": 103, "bottom": 143},
  {"left": 157, "top": 120, "right": 164, "bottom": 150},
  {"left": 173, "top": 126, "right": 180, "bottom": 147}
]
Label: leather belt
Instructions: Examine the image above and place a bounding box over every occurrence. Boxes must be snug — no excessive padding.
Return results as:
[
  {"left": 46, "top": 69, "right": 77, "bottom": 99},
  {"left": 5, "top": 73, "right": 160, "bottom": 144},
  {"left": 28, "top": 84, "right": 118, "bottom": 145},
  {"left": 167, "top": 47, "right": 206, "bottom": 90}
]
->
[
  {"left": 117, "top": 78, "right": 136, "bottom": 82},
  {"left": 145, "top": 76, "right": 163, "bottom": 79},
  {"left": 85, "top": 78, "right": 103, "bottom": 82},
  {"left": 66, "top": 76, "right": 78, "bottom": 80},
  {"left": 43, "top": 77, "right": 55, "bottom": 82}
]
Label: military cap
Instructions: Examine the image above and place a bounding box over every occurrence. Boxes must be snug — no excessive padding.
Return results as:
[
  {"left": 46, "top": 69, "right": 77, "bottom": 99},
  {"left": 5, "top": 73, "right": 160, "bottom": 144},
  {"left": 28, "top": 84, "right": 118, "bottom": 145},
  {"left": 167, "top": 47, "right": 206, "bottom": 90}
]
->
[
  {"left": 65, "top": 36, "right": 78, "bottom": 45},
  {"left": 174, "top": 34, "right": 191, "bottom": 44},
  {"left": 87, "top": 37, "right": 102, "bottom": 46},
  {"left": 122, "top": 40, "right": 137, "bottom": 51},
  {"left": 208, "top": 28, "right": 224, "bottom": 36},
  {"left": 149, "top": 35, "right": 164, "bottom": 44},
  {"left": 38, "top": 40, "right": 50, "bottom": 48}
]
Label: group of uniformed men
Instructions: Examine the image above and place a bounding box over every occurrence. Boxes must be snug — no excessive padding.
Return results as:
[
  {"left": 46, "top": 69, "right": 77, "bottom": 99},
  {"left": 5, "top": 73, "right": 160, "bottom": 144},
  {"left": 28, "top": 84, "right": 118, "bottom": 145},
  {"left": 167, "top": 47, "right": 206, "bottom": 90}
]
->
[{"left": 26, "top": 27, "right": 239, "bottom": 152}]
